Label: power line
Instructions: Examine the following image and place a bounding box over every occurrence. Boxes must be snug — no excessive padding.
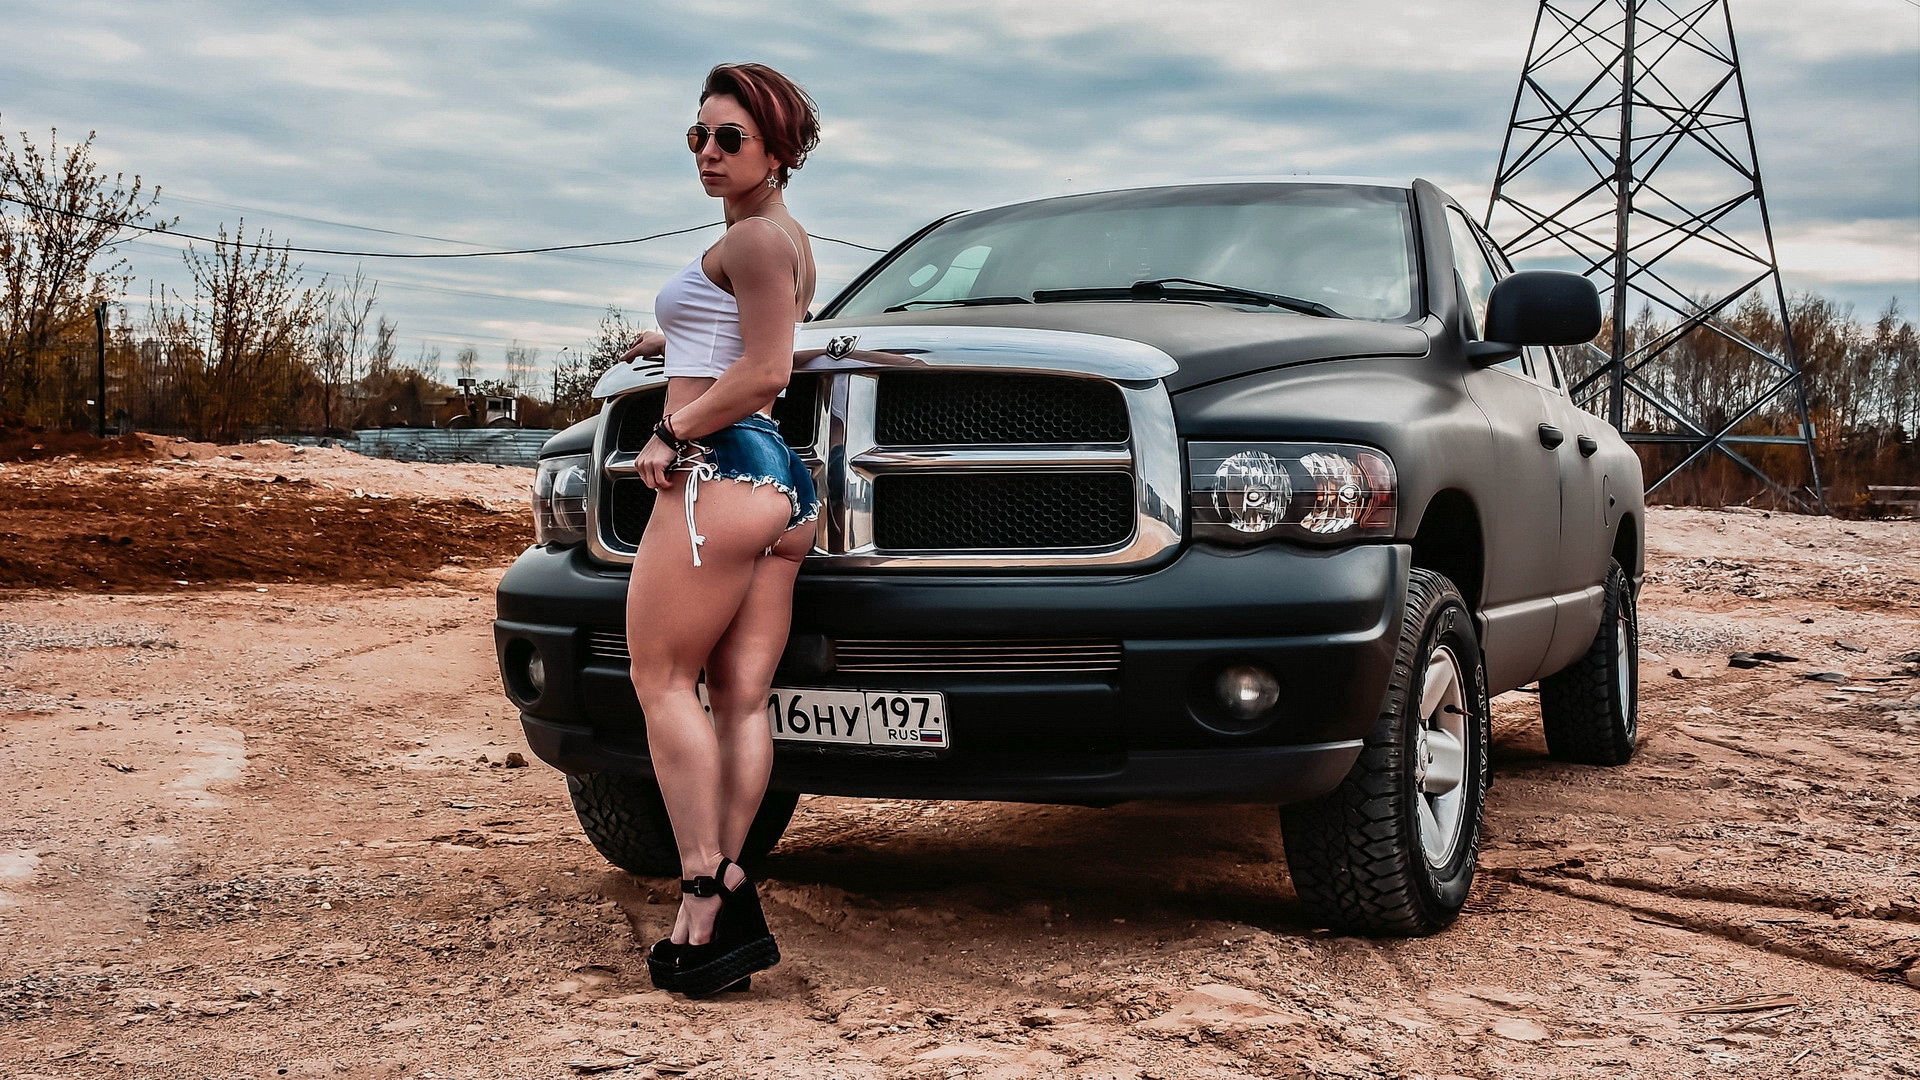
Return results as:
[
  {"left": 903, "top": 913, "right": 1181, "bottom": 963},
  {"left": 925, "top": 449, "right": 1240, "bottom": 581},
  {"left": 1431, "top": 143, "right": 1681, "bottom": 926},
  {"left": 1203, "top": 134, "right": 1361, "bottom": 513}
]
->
[
  {"left": 0, "top": 190, "right": 890, "bottom": 255},
  {"left": 161, "top": 191, "right": 497, "bottom": 248},
  {"left": 4, "top": 192, "right": 718, "bottom": 257},
  {"left": 120, "top": 237, "right": 652, "bottom": 315},
  {"left": 154, "top": 191, "right": 687, "bottom": 271}
]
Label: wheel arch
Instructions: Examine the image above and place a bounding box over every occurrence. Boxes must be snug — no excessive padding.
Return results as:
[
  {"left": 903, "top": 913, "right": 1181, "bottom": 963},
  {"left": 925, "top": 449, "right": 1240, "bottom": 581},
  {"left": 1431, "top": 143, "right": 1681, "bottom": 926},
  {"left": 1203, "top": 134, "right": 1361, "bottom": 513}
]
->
[
  {"left": 1408, "top": 488, "right": 1485, "bottom": 614},
  {"left": 1611, "top": 510, "right": 1642, "bottom": 592}
]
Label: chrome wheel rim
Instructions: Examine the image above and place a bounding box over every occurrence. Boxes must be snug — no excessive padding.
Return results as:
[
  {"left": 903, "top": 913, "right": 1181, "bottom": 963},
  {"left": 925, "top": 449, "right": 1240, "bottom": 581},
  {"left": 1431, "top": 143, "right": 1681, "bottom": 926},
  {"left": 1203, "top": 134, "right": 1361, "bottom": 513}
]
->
[
  {"left": 1615, "top": 599, "right": 1637, "bottom": 737},
  {"left": 1615, "top": 618, "right": 1631, "bottom": 706},
  {"left": 1413, "top": 644, "right": 1469, "bottom": 867}
]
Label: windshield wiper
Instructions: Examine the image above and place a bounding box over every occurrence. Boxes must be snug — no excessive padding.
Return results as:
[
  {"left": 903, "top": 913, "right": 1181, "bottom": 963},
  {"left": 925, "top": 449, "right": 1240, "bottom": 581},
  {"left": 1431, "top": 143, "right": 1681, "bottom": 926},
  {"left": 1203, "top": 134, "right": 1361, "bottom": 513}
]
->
[
  {"left": 884, "top": 295, "right": 1032, "bottom": 313},
  {"left": 1034, "top": 278, "right": 1346, "bottom": 318}
]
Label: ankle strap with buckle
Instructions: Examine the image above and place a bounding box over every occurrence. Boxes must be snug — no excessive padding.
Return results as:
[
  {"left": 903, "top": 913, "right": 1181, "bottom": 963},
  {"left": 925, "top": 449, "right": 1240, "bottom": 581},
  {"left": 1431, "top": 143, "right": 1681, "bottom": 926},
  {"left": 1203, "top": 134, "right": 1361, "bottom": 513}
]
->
[{"left": 681, "top": 856, "right": 737, "bottom": 897}]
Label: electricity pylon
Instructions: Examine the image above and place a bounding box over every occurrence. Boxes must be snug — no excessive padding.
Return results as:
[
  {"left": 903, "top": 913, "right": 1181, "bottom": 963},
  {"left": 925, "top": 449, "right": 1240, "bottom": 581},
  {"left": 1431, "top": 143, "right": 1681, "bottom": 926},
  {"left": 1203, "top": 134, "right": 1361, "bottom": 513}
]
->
[{"left": 1487, "top": 0, "right": 1824, "bottom": 511}]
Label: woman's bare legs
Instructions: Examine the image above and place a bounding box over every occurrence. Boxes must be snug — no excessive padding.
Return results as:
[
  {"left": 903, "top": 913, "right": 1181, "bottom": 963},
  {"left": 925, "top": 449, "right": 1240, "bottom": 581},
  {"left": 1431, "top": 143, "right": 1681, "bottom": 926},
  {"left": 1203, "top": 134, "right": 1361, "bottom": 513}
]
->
[
  {"left": 626, "top": 471, "right": 791, "bottom": 946},
  {"left": 705, "top": 521, "right": 812, "bottom": 855}
]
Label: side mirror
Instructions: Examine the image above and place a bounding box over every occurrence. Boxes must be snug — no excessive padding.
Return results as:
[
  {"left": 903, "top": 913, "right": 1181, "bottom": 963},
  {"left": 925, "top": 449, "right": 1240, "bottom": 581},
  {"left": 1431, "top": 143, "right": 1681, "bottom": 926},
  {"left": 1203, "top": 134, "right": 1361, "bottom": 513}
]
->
[{"left": 1472, "top": 271, "right": 1603, "bottom": 366}]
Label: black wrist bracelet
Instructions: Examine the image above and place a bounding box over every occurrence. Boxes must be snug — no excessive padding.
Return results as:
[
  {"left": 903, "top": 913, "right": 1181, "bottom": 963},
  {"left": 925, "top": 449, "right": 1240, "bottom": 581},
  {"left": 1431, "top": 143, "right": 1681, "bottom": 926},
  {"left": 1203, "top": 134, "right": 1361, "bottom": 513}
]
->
[{"left": 653, "top": 415, "right": 692, "bottom": 453}]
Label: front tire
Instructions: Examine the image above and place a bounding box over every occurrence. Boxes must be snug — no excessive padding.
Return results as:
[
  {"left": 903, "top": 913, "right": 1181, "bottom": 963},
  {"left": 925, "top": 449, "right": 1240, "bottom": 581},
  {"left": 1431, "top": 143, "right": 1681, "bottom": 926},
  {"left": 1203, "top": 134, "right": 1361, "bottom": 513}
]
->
[
  {"left": 1539, "top": 559, "right": 1638, "bottom": 766},
  {"left": 1280, "top": 568, "right": 1491, "bottom": 936},
  {"left": 566, "top": 772, "right": 799, "bottom": 877}
]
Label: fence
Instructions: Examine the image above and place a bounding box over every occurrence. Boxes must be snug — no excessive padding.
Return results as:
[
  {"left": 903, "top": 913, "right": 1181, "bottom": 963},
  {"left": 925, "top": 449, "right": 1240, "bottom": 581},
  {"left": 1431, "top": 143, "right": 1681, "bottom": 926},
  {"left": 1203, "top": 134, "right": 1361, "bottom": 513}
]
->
[
  {"left": 1866, "top": 486, "right": 1920, "bottom": 516},
  {"left": 278, "top": 427, "right": 559, "bottom": 467}
]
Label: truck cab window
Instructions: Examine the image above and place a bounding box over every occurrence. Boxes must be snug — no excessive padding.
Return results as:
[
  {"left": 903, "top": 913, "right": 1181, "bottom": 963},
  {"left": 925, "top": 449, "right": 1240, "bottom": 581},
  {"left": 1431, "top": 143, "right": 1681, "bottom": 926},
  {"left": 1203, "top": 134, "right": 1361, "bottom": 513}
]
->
[{"left": 1446, "top": 208, "right": 1528, "bottom": 377}]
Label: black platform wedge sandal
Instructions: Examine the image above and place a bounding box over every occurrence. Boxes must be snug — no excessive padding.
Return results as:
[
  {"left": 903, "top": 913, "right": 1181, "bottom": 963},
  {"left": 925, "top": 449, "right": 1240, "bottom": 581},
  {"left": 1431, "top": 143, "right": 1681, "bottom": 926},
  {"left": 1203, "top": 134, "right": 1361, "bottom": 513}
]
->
[
  {"left": 670, "top": 856, "right": 778, "bottom": 998},
  {"left": 647, "top": 938, "right": 750, "bottom": 994},
  {"left": 646, "top": 937, "right": 681, "bottom": 991}
]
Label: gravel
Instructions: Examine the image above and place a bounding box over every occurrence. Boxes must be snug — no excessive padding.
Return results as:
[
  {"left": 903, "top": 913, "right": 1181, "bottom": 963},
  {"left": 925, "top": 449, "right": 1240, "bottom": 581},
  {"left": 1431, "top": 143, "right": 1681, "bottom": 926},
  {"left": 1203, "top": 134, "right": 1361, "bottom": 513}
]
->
[{"left": 0, "top": 622, "right": 177, "bottom": 659}]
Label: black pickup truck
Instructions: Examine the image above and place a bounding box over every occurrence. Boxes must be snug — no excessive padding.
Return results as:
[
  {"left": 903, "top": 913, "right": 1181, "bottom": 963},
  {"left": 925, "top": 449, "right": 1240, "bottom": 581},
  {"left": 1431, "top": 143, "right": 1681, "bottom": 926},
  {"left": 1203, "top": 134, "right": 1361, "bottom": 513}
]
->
[{"left": 495, "top": 178, "right": 1645, "bottom": 935}]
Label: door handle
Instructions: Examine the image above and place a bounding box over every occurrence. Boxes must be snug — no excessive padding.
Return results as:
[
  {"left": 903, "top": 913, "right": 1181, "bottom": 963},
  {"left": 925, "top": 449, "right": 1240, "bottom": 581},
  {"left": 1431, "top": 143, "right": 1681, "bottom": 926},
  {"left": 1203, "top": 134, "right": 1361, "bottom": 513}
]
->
[
  {"left": 1577, "top": 434, "right": 1598, "bottom": 457},
  {"left": 1538, "top": 424, "right": 1565, "bottom": 450}
]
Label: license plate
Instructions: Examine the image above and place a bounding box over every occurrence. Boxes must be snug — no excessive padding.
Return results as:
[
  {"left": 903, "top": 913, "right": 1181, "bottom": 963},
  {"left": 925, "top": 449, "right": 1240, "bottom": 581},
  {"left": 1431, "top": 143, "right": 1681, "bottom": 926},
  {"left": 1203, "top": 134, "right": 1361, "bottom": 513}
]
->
[{"left": 697, "top": 685, "right": 950, "bottom": 748}]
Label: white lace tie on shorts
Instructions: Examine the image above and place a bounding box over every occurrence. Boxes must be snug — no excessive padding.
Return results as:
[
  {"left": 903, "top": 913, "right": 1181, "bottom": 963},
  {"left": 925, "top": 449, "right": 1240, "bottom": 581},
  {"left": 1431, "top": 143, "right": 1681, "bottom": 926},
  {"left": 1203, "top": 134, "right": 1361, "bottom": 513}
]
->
[{"left": 671, "top": 445, "right": 719, "bottom": 567}]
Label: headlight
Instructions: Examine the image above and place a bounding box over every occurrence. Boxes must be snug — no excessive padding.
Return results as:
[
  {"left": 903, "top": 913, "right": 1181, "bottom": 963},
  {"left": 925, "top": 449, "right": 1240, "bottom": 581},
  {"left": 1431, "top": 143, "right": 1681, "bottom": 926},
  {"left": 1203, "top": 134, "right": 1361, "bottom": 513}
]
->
[
  {"left": 1211, "top": 451, "right": 1292, "bottom": 532},
  {"left": 1189, "top": 442, "right": 1395, "bottom": 544},
  {"left": 532, "top": 454, "right": 590, "bottom": 546}
]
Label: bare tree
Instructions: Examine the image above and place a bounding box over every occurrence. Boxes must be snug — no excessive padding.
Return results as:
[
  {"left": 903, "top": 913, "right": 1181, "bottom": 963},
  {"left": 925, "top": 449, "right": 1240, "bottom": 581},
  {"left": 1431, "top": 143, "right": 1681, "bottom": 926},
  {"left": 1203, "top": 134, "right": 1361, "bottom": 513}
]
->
[
  {"left": 412, "top": 342, "right": 442, "bottom": 382},
  {"left": 504, "top": 342, "right": 540, "bottom": 392},
  {"left": 455, "top": 345, "right": 479, "bottom": 384},
  {"left": 170, "top": 222, "right": 325, "bottom": 441},
  {"left": 369, "top": 315, "right": 396, "bottom": 379},
  {"left": 551, "top": 306, "right": 644, "bottom": 424},
  {"left": 0, "top": 120, "right": 167, "bottom": 422},
  {"left": 311, "top": 268, "right": 380, "bottom": 431},
  {"left": 586, "top": 305, "right": 645, "bottom": 375}
]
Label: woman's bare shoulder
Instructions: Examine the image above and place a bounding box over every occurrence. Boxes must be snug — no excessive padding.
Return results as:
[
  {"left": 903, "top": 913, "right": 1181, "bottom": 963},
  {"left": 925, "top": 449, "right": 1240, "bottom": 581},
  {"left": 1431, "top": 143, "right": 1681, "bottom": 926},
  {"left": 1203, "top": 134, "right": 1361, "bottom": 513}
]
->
[
  {"left": 732, "top": 213, "right": 806, "bottom": 252},
  {"left": 721, "top": 215, "right": 806, "bottom": 277}
]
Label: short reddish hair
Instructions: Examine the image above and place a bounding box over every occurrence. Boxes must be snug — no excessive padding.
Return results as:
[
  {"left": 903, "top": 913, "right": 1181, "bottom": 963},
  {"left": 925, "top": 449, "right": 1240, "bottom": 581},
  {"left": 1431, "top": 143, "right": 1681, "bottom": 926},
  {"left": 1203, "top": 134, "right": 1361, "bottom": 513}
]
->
[{"left": 701, "top": 63, "right": 820, "bottom": 188}]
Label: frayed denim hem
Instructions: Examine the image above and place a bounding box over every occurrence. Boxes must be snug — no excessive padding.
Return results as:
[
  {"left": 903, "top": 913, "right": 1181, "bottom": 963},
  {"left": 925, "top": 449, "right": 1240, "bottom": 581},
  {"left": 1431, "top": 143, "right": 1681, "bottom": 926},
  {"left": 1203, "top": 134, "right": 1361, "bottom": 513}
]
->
[{"left": 706, "top": 470, "right": 821, "bottom": 531}]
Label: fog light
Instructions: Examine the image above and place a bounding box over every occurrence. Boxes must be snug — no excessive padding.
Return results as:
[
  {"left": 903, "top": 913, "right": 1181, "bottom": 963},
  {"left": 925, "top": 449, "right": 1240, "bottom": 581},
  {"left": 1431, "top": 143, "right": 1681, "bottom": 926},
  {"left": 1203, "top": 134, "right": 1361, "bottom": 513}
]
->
[
  {"left": 1216, "top": 664, "right": 1280, "bottom": 720},
  {"left": 526, "top": 651, "right": 547, "bottom": 696}
]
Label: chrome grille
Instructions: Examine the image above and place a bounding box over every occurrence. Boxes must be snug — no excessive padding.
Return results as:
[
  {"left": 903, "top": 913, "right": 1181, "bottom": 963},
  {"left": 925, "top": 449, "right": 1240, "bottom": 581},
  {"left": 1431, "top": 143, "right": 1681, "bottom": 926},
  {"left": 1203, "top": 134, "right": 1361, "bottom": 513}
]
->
[
  {"left": 834, "top": 639, "right": 1122, "bottom": 674},
  {"left": 585, "top": 327, "right": 1184, "bottom": 569}
]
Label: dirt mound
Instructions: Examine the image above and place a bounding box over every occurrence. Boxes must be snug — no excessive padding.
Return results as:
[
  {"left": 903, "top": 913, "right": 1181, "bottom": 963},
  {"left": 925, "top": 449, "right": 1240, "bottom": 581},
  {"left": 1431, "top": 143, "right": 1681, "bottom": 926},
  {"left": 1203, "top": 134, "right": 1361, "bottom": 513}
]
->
[
  {"left": 0, "top": 414, "right": 147, "bottom": 463},
  {"left": 0, "top": 464, "right": 532, "bottom": 590},
  {"left": 132, "top": 433, "right": 318, "bottom": 462}
]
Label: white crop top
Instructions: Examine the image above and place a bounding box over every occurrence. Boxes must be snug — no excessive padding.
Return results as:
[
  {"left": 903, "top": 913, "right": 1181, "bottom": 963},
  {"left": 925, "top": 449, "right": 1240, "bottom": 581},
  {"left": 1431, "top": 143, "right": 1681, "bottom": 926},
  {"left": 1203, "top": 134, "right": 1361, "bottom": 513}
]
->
[{"left": 656, "top": 217, "right": 806, "bottom": 378}]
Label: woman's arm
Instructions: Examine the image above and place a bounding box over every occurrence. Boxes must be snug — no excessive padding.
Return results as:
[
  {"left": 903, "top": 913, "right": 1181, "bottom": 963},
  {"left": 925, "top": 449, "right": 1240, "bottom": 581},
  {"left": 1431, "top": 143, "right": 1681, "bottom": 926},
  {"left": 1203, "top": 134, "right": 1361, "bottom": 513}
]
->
[
  {"left": 619, "top": 330, "right": 666, "bottom": 362},
  {"left": 663, "top": 220, "right": 799, "bottom": 439}
]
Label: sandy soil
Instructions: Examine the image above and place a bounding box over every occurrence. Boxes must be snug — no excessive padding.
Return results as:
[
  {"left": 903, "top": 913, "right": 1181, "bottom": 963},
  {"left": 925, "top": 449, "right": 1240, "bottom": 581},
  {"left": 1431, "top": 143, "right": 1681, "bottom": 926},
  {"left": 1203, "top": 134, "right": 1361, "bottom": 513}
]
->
[{"left": 0, "top": 453, "right": 1915, "bottom": 1080}]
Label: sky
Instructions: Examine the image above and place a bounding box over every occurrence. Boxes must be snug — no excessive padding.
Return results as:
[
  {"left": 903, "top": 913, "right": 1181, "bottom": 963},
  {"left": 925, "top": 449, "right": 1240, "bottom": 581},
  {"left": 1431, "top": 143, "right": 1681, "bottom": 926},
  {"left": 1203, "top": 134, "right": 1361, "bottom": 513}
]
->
[{"left": 3, "top": 0, "right": 1916, "bottom": 384}]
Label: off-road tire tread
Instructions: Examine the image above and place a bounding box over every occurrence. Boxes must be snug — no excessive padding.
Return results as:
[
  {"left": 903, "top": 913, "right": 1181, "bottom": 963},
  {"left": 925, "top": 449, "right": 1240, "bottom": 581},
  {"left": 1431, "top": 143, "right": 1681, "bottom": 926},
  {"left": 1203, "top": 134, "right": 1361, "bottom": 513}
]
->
[
  {"left": 567, "top": 772, "right": 799, "bottom": 877},
  {"left": 1280, "top": 568, "right": 1489, "bottom": 937},
  {"left": 1539, "top": 560, "right": 1637, "bottom": 767}
]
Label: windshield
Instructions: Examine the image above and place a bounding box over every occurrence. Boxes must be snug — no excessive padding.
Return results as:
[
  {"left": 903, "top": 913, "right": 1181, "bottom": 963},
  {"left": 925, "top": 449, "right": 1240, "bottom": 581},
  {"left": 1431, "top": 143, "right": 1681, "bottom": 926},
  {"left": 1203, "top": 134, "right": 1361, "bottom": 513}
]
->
[{"left": 830, "top": 183, "right": 1419, "bottom": 321}]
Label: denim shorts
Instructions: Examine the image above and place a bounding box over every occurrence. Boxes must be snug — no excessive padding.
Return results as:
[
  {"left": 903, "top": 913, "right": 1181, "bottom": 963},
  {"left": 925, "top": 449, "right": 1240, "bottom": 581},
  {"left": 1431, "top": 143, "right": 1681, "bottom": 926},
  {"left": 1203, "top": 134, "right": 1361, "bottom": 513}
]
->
[{"left": 670, "top": 413, "right": 821, "bottom": 566}]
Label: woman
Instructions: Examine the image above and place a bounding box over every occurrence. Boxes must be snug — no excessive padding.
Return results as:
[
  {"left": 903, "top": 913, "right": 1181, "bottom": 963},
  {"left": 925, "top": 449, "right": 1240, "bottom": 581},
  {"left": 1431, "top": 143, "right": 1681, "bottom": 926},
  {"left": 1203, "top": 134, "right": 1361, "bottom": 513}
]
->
[{"left": 615, "top": 62, "right": 821, "bottom": 998}]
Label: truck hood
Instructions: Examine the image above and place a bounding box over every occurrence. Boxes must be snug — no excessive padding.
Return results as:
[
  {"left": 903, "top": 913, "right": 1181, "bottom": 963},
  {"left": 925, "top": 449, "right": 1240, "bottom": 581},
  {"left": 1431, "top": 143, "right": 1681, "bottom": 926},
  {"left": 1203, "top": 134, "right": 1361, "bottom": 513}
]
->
[{"left": 803, "top": 303, "right": 1431, "bottom": 392}]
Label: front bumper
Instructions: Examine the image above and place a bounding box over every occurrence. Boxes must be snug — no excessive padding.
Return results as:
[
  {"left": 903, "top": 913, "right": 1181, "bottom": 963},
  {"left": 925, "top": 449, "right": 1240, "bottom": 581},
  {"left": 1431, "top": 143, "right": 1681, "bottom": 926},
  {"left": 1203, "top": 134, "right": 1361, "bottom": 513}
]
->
[{"left": 495, "top": 540, "right": 1407, "bottom": 805}]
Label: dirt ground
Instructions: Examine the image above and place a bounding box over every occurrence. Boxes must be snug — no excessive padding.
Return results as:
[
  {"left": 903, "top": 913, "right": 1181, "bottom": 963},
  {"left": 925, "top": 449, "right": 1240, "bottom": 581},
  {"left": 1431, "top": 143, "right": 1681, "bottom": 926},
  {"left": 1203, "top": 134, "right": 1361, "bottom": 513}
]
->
[
  {"left": 0, "top": 440, "right": 530, "bottom": 590},
  {"left": 0, "top": 451, "right": 1915, "bottom": 1080}
]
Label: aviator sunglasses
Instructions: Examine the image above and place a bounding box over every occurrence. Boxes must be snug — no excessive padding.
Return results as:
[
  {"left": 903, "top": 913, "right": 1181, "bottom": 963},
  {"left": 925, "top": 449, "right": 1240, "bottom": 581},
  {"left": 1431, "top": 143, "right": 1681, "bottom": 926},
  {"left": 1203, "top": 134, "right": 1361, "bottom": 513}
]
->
[{"left": 686, "top": 123, "right": 760, "bottom": 155}]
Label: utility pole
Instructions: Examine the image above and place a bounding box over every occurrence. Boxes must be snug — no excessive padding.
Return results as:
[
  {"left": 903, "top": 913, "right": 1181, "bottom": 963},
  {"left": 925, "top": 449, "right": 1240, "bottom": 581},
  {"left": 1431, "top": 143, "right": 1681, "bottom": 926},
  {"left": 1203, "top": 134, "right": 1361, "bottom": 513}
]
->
[
  {"left": 95, "top": 301, "right": 108, "bottom": 438},
  {"left": 1486, "top": 0, "right": 1823, "bottom": 512}
]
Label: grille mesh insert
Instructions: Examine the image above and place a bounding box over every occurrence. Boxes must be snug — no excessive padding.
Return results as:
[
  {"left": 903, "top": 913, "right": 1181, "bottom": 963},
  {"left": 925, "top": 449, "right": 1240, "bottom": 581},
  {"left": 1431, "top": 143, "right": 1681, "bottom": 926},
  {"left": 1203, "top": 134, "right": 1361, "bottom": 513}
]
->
[
  {"left": 875, "top": 373, "right": 1129, "bottom": 445},
  {"left": 872, "top": 472, "right": 1134, "bottom": 551},
  {"left": 613, "top": 395, "right": 666, "bottom": 453},
  {"left": 607, "top": 478, "right": 656, "bottom": 547},
  {"left": 613, "top": 379, "right": 817, "bottom": 452}
]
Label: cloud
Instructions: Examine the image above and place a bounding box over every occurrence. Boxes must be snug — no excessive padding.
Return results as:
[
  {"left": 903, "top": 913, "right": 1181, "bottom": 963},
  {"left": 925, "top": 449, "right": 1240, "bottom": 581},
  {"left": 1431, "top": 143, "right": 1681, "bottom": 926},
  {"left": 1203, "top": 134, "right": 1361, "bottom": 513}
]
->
[
  {"left": 1776, "top": 219, "right": 1920, "bottom": 284},
  {"left": 3, "top": 0, "right": 1913, "bottom": 378}
]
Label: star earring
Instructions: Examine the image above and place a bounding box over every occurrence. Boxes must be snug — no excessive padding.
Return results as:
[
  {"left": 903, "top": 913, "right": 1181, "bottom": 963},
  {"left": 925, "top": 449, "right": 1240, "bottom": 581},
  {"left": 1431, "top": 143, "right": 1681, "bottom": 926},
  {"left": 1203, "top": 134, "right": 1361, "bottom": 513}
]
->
[{"left": 766, "top": 174, "right": 778, "bottom": 188}]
